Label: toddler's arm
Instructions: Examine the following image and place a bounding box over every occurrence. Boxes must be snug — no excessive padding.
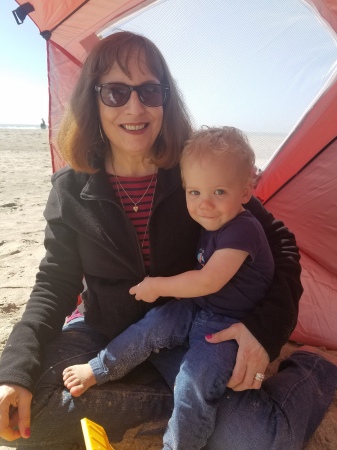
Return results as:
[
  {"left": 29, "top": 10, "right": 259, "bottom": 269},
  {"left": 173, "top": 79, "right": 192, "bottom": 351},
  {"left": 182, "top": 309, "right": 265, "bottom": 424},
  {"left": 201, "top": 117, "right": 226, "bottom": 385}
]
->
[{"left": 129, "top": 248, "right": 248, "bottom": 302}]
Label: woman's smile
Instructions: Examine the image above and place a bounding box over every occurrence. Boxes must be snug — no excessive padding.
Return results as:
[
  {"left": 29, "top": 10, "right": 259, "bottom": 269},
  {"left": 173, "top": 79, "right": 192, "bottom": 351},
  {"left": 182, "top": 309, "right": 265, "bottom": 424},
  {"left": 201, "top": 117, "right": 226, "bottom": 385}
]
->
[{"left": 121, "top": 123, "right": 148, "bottom": 131}]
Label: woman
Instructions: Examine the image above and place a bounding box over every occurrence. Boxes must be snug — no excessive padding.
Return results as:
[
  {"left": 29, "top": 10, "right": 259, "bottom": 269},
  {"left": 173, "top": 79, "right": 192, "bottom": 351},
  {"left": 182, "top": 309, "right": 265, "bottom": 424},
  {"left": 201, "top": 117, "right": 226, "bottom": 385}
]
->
[{"left": 0, "top": 31, "right": 335, "bottom": 450}]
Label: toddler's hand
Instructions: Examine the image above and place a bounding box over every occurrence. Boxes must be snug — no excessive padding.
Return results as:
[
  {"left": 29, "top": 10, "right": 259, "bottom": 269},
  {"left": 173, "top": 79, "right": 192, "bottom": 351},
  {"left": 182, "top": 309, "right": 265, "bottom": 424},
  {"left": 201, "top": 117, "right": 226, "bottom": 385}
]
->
[{"left": 129, "top": 277, "right": 159, "bottom": 303}]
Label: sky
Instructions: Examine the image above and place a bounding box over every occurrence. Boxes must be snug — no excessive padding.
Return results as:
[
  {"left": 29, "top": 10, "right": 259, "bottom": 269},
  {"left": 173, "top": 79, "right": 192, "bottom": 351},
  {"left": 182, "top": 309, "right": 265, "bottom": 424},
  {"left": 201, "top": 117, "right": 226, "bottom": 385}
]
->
[
  {"left": 0, "top": 0, "right": 337, "bottom": 133},
  {"left": 0, "top": 0, "right": 48, "bottom": 125}
]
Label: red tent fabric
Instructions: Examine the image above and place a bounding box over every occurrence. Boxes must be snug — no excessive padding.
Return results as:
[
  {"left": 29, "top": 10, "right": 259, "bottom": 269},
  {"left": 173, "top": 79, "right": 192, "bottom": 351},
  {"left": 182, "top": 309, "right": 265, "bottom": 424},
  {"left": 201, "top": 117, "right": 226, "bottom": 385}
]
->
[
  {"left": 13, "top": 0, "right": 337, "bottom": 349},
  {"left": 254, "top": 1, "right": 337, "bottom": 348}
]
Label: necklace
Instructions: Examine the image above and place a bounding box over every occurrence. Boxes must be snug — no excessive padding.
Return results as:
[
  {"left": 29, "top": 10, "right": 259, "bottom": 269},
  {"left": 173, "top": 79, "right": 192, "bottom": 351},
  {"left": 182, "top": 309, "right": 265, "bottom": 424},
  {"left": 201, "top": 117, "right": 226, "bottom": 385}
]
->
[
  {"left": 113, "top": 168, "right": 156, "bottom": 212},
  {"left": 113, "top": 170, "right": 157, "bottom": 248}
]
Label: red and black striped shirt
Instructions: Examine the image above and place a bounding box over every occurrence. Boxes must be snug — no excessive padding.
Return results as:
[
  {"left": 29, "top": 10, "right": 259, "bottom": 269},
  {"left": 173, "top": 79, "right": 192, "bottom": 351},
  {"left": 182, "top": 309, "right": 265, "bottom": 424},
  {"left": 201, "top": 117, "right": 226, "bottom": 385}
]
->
[{"left": 108, "top": 173, "right": 157, "bottom": 271}]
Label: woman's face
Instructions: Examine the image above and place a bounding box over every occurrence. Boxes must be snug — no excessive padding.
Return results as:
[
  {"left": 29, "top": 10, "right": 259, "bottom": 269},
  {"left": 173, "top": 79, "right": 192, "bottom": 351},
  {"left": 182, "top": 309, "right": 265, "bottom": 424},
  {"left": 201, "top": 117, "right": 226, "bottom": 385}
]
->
[{"left": 97, "top": 52, "right": 164, "bottom": 161}]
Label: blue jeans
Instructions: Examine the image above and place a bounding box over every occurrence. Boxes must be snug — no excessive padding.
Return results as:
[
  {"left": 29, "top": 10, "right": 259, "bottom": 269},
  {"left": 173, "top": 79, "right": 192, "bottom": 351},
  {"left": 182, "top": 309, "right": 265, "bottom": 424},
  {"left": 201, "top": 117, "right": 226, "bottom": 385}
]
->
[
  {"left": 89, "top": 300, "right": 239, "bottom": 449},
  {"left": 1, "top": 316, "right": 337, "bottom": 449}
]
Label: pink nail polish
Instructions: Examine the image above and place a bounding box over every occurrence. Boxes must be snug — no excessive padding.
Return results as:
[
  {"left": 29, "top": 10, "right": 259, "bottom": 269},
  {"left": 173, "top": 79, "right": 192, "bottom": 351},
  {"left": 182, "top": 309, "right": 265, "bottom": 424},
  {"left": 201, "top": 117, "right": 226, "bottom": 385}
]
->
[
  {"left": 25, "top": 427, "right": 31, "bottom": 437},
  {"left": 205, "top": 334, "right": 213, "bottom": 339}
]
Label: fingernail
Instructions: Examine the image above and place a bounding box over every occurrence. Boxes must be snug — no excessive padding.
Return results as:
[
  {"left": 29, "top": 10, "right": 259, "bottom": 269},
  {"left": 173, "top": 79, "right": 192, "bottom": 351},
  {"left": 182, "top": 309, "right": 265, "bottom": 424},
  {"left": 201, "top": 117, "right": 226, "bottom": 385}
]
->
[
  {"left": 205, "top": 334, "right": 213, "bottom": 339},
  {"left": 25, "top": 427, "right": 31, "bottom": 437}
]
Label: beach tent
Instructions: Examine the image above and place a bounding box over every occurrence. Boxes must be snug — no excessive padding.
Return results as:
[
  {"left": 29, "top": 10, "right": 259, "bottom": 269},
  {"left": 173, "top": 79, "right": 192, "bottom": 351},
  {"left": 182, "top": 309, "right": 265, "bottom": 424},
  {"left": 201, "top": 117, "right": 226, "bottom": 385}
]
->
[{"left": 12, "top": 0, "right": 337, "bottom": 350}]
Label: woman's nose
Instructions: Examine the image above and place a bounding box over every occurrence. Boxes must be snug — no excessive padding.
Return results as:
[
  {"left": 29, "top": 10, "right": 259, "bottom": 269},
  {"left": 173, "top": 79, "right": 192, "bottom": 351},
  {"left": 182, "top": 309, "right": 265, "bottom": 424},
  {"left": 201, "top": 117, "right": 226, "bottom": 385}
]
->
[{"left": 125, "top": 90, "right": 146, "bottom": 113}]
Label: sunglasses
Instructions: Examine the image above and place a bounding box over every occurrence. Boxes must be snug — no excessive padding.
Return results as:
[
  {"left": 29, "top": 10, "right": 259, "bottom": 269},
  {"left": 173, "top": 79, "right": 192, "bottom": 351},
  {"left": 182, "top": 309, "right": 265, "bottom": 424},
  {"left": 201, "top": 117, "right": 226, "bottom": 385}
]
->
[{"left": 95, "top": 83, "right": 170, "bottom": 107}]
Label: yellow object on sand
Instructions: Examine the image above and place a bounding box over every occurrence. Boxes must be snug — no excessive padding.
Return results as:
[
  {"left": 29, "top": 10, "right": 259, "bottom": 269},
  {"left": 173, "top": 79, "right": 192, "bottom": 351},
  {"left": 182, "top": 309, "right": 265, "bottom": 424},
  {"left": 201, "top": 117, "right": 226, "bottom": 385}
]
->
[{"left": 81, "top": 417, "right": 115, "bottom": 450}]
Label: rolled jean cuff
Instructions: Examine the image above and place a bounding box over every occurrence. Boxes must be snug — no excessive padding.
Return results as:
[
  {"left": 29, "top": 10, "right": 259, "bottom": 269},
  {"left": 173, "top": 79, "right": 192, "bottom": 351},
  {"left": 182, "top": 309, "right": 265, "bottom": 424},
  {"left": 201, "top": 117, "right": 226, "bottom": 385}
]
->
[{"left": 89, "top": 355, "right": 111, "bottom": 385}]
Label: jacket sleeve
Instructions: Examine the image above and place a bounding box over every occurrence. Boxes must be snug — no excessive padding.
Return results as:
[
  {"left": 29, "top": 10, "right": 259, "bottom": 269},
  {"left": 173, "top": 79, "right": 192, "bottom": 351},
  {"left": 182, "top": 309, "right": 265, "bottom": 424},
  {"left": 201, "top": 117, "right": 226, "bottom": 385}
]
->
[
  {"left": 241, "top": 196, "right": 303, "bottom": 361},
  {"left": 0, "top": 185, "right": 84, "bottom": 392}
]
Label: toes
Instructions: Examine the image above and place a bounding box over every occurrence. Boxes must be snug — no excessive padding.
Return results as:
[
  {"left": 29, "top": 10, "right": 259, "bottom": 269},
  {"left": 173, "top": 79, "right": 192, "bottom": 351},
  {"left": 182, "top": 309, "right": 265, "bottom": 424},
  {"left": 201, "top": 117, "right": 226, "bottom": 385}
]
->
[
  {"left": 63, "top": 372, "right": 75, "bottom": 383},
  {"left": 63, "top": 366, "right": 73, "bottom": 375},
  {"left": 64, "top": 376, "right": 80, "bottom": 389},
  {"left": 70, "top": 385, "right": 86, "bottom": 397}
]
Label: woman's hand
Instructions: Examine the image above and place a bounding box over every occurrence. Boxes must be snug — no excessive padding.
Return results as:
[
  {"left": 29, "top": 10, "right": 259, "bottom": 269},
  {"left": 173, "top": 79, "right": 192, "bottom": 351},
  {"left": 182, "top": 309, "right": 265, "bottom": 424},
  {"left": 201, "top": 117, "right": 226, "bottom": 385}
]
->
[
  {"left": 0, "top": 384, "right": 32, "bottom": 441},
  {"left": 206, "top": 322, "right": 269, "bottom": 391}
]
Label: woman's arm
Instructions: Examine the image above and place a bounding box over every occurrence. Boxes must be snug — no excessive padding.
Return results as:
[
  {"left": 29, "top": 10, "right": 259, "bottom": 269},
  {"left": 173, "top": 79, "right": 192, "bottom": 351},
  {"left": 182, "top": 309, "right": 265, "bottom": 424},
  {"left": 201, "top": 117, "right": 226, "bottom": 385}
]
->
[
  {"left": 0, "top": 185, "right": 84, "bottom": 392},
  {"left": 241, "top": 196, "right": 302, "bottom": 361}
]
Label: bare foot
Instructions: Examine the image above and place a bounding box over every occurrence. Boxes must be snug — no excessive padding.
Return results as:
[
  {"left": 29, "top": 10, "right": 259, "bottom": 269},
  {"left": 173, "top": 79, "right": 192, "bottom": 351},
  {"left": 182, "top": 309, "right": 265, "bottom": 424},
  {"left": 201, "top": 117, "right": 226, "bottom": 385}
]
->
[
  {"left": 63, "top": 364, "right": 97, "bottom": 397},
  {"left": 298, "top": 345, "right": 337, "bottom": 367}
]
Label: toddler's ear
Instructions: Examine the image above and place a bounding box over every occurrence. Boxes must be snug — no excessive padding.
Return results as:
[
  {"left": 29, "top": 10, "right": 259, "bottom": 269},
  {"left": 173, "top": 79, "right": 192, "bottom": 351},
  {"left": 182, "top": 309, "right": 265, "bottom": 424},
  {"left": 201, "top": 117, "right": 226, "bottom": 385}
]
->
[{"left": 241, "top": 182, "right": 253, "bottom": 203}]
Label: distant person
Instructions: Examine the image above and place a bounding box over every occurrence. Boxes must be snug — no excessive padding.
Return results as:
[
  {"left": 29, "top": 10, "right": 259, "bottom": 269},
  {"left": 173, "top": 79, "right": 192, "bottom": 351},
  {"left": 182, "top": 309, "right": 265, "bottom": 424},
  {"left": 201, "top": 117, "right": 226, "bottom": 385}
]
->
[
  {"left": 40, "top": 118, "right": 46, "bottom": 129},
  {"left": 63, "top": 126, "right": 276, "bottom": 449}
]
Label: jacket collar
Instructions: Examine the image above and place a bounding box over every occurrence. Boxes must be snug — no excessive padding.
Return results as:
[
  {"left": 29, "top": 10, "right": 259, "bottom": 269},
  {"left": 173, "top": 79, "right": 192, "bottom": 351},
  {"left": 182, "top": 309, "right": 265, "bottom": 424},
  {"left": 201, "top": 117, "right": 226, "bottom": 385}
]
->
[{"left": 80, "top": 162, "right": 182, "bottom": 206}]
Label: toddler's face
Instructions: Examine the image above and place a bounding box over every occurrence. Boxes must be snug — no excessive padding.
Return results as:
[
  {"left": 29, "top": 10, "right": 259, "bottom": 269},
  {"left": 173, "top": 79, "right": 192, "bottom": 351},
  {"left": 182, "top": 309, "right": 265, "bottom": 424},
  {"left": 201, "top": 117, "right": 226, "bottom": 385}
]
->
[{"left": 182, "top": 155, "right": 252, "bottom": 231}]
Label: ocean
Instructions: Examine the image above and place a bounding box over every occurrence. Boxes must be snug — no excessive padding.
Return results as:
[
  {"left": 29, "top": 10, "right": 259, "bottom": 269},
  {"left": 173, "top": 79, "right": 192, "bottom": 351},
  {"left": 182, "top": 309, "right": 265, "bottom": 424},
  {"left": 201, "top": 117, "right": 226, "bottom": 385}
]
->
[
  {"left": 0, "top": 124, "right": 287, "bottom": 170},
  {"left": 0, "top": 124, "right": 43, "bottom": 130},
  {"left": 247, "top": 132, "right": 287, "bottom": 169}
]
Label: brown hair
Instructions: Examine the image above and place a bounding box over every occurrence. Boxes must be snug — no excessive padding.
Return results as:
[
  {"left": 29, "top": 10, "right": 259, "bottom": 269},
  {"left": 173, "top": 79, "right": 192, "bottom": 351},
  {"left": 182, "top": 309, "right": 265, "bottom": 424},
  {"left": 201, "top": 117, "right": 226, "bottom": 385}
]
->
[
  {"left": 180, "top": 126, "right": 256, "bottom": 185},
  {"left": 58, "top": 31, "right": 192, "bottom": 173}
]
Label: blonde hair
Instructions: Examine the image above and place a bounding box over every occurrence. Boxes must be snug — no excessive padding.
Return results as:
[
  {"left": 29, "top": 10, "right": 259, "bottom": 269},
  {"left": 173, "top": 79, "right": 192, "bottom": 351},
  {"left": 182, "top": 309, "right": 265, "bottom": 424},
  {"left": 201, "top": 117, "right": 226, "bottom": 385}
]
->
[{"left": 181, "top": 126, "right": 256, "bottom": 185}]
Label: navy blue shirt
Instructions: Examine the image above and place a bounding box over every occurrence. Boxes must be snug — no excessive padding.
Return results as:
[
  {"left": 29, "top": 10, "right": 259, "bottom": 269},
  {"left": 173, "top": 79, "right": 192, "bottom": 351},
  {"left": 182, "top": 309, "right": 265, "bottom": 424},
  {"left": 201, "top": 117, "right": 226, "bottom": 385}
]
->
[{"left": 195, "top": 210, "right": 275, "bottom": 319}]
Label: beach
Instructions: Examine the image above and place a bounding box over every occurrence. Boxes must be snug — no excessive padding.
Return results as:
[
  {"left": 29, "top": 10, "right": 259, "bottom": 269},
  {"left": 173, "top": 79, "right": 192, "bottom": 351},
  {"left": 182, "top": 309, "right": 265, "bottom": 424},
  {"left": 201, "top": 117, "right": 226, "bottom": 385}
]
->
[{"left": 0, "top": 128, "right": 336, "bottom": 449}]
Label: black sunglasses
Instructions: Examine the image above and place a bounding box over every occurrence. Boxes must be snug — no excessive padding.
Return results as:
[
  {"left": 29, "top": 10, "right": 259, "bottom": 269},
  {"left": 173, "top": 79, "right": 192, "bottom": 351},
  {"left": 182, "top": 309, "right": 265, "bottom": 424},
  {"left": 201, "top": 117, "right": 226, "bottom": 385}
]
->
[{"left": 95, "top": 83, "right": 170, "bottom": 107}]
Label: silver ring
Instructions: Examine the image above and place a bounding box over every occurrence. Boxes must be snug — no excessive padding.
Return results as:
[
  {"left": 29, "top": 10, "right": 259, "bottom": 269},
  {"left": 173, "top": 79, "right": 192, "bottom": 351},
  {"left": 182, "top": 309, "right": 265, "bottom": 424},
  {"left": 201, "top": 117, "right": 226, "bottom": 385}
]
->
[{"left": 254, "top": 372, "right": 265, "bottom": 382}]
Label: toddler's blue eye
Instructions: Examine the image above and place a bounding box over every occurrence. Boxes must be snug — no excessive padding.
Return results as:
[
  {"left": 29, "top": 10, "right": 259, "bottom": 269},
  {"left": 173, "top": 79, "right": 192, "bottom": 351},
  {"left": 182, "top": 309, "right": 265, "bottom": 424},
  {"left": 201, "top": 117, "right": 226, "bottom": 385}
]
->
[{"left": 215, "top": 189, "right": 225, "bottom": 195}]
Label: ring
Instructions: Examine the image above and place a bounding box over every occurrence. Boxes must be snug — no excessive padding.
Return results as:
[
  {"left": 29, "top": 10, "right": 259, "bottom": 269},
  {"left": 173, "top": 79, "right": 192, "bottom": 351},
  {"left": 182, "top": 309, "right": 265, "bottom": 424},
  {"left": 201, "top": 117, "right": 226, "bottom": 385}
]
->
[{"left": 254, "top": 372, "right": 265, "bottom": 382}]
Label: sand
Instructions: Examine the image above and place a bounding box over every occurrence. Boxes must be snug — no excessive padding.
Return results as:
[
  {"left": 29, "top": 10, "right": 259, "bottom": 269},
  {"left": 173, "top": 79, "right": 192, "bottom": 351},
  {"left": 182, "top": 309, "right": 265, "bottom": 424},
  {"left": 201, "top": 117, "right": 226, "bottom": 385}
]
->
[{"left": 0, "top": 128, "right": 336, "bottom": 449}]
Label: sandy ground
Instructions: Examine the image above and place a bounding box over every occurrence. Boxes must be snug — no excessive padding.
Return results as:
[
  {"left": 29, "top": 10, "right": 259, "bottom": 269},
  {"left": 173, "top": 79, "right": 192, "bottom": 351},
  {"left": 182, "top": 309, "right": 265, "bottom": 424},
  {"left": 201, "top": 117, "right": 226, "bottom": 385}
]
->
[{"left": 0, "top": 128, "right": 336, "bottom": 449}]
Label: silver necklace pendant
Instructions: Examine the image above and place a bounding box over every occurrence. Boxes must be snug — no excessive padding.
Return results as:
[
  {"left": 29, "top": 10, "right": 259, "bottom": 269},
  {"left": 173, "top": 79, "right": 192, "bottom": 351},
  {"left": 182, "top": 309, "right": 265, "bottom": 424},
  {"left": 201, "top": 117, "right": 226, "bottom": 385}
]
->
[{"left": 112, "top": 167, "right": 157, "bottom": 214}]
